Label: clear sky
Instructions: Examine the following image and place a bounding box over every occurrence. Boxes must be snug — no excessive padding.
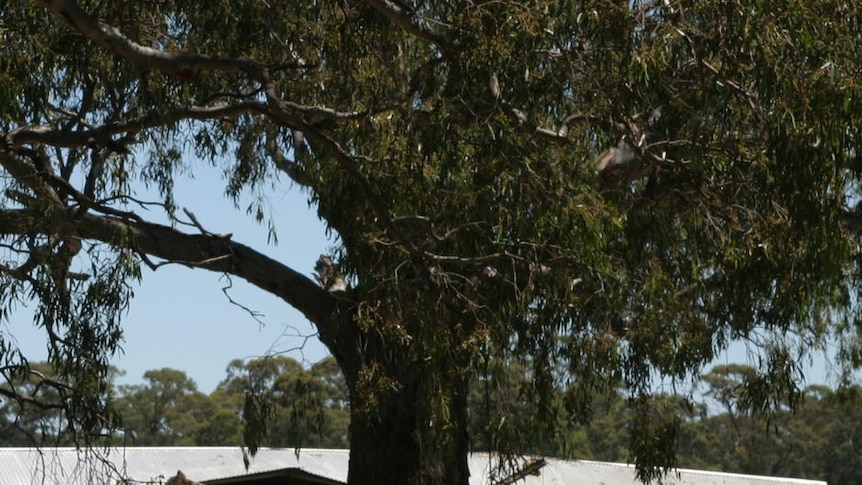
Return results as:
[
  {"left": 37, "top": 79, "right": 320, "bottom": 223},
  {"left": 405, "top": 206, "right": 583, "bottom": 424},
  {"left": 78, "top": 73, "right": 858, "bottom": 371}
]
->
[
  {"left": 111, "top": 174, "right": 335, "bottom": 393},
  {"left": 10, "top": 163, "right": 333, "bottom": 394},
  {"left": 7, "top": 158, "right": 843, "bottom": 395}
]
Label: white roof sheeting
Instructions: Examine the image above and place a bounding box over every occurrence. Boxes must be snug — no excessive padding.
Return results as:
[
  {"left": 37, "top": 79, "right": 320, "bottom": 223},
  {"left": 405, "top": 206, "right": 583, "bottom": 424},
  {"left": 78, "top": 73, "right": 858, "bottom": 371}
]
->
[
  {"left": 0, "top": 447, "right": 827, "bottom": 485},
  {"left": 0, "top": 447, "right": 347, "bottom": 485},
  {"left": 469, "top": 457, "right": 828, "bottom": 485}
]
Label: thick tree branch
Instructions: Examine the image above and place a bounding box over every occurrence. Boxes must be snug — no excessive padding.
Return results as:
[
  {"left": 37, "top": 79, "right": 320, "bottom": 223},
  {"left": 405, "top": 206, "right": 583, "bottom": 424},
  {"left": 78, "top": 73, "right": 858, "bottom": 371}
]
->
[
  {"left": 6, "top": 102, "right": 269, "bottom": 149},
  {"left": 0, "top": 208, "right": 340, "bottom": 333},
  {"left": 0, "top": 147, "right": 62, "bottom": 205},
  {"left": 36, "top": 0, "right": 261, "bottom": 77}
]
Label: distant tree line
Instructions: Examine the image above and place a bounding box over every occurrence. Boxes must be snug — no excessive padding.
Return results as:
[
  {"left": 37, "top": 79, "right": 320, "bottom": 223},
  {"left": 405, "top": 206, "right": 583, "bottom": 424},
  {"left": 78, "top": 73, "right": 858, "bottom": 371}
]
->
[
  {"left": 2, "top": 359, "right": 858, "bottom": 485},
  {"left": 0, "top": 356, "right": 349, "bottom": 450}
]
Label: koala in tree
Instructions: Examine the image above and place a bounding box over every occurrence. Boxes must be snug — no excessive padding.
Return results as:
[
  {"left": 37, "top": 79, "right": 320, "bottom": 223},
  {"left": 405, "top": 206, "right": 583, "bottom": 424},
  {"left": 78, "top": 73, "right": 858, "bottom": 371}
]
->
[
  {"left": 595, "top": 107, "right": 663, "bottom": 179},
  {"left": 594, "top": 138, "right": 639, "bottom": 176},
  {"left": 314, "top": 255, "right": 348, "bottom": 293}
]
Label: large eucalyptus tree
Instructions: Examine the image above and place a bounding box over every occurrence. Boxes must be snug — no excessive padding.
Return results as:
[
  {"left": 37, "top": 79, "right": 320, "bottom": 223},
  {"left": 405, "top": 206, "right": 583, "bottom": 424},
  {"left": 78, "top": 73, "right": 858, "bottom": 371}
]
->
[{"left": 2, "top": 1, "right": 861, "bottom": 483}]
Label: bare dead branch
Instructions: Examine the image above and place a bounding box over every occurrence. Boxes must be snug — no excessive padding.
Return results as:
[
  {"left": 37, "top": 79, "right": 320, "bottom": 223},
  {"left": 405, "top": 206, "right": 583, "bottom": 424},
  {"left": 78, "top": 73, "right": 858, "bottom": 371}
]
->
[
  {"left": 182, "top": 208, "right": 232, "bottom": 239},
  {"left": 220, "top": 273, "right": 267, "bottom": 326},
  {"left": 280, "top": 100, "right": 402, "bottom": 121},
  {"left": 498, "top": 458, "right": 547, "bottom": 485}
]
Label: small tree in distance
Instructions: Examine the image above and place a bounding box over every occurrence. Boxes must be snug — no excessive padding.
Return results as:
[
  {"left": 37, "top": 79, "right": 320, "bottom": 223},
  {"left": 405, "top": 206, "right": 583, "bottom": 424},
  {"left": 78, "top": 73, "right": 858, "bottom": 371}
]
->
[{"left": 1, "top": 1, "right": 862, "bottom": 483}]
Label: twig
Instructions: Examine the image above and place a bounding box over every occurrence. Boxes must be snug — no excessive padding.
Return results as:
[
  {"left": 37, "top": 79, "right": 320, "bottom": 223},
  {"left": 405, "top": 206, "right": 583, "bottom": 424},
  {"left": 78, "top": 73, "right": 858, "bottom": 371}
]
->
[
  {"left": 492, "top": 73, "right": 608, "bottom": 142},
  {"left": 220, "top": 273, "right": 267, "bottom": 327},
  {"left": 183, "top": 208, "right": 210, "bottom": 235},
  {"left": 182, "top": 208, "right": 232, "bottom": 239}
]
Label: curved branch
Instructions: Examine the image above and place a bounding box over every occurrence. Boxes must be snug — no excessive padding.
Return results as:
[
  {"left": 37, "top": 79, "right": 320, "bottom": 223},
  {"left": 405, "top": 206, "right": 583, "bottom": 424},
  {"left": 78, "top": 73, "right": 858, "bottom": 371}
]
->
[
  {"left": 0, "top": 208, "right": 340, "bottom": 333},
  {"left": 257, "top": 71, "right": 421, "bottom": 257},
  {"left": 7, "top": 102, "right": 270, "bottom": 149},
  {"left": 36, "top": 0, "right": 262, "bottom": 77}
]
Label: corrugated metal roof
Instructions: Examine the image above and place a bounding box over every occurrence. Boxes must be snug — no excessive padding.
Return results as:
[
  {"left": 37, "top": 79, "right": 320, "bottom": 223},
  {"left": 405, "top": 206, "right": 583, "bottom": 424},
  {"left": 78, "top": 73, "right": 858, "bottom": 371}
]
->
[
  {"left": 468, "top": 456, "right": 828, "bottom": 485},
  {"left": 0, "top": 447, "right": 347, "bottom": 485},
  {"left": 0, "top": 447, "right": 827, "bottom": 485}
]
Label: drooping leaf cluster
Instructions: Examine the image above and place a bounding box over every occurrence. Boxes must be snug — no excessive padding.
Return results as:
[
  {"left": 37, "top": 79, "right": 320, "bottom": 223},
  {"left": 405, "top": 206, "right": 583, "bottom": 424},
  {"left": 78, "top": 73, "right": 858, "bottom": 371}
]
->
[{"left": 1, "top": 0, "right": 862, "bottom": 481}]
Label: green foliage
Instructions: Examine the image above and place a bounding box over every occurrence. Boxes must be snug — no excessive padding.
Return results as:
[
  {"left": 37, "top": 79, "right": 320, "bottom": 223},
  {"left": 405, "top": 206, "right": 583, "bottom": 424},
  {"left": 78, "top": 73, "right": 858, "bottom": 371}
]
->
[
  {"left": 0, "top": 356, "right": 348, "bottom": 449},
  {"left": 114, "top": 368, "right": 212, "bottom": 445},
  {"left": 108, "top": 356, "right": 348, "bottom": 450},
  {"left": 677, "top": 368, "right": 862, "bottom": 485},
  {"left": 8, "top": 358, "right": 862, "bottom": 484},
  {"left": 0, "top": 362, "right": 76, "bottom": 447},
  {"left": 224, "top": 356, "right": 350, "bottom": 451},
  {"left": 472, "top": 363, "right": 860, "bottom": 485},
  {"left": 2, "top": 0, "right": 862, "bottom": 482}
]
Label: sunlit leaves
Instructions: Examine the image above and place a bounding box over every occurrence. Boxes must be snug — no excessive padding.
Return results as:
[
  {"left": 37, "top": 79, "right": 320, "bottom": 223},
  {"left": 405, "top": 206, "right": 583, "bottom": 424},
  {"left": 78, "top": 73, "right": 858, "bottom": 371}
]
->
[{"left": 2, "top": 0, "right": 862, "bottom": 481}]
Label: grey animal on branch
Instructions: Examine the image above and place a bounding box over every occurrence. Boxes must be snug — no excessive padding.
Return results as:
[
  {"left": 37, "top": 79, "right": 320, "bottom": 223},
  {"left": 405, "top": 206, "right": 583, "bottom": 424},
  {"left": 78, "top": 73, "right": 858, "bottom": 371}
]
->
[
  {"left": 314, "top": 255, "right": 348, "bottom": 293},
  {"left": 595, "top": 107, "right": 663, "bottom": 179},
  {"left": 594, "top": 138, "right": 639, "bottom": 176}
]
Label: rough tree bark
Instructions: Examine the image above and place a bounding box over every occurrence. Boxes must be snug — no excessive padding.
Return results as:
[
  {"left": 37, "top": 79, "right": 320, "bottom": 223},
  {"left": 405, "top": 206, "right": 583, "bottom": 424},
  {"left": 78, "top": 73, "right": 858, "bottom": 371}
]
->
[{"left": 343, "top": 354, "right": 471, "bottom": 485}]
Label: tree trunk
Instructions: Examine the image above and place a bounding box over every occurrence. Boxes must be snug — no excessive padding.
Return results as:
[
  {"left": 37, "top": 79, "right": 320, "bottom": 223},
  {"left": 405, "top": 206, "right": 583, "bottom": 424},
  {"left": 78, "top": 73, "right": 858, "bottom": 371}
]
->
[{"left": 344, "top": 362, "right": 470, "bottom": 485}]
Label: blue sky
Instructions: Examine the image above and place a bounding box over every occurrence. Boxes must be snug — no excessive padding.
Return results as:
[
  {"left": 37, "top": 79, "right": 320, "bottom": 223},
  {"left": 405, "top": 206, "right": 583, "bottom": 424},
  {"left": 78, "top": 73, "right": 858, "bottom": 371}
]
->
[
  {"left": 11, "top": 164, "right": 333, "bottom": 393},
  {"left": 111, "top": 180, "right": 334, "bottom": 393}
]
